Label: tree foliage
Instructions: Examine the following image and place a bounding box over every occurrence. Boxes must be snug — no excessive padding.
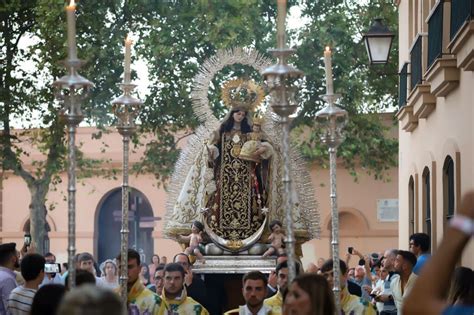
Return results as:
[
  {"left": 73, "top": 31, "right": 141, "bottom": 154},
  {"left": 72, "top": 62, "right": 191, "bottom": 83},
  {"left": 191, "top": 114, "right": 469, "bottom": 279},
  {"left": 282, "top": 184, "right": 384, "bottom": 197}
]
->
[{"left": 293, "top": 0, "right": 399, "bottom": 180}]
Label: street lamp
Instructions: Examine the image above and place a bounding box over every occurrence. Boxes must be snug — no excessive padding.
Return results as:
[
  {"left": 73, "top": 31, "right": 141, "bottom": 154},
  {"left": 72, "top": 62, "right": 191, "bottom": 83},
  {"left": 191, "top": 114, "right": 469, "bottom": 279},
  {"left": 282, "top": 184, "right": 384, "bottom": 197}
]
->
[
  {"left": 262, "top": 0, "right": 304, "bottom": 283},
  {"left": 112, "top": 35, "right": 143, "bottom": 306},
  {"left": 52, "top": 1, "right": 94, "bottom": 290},
  {"left": 316, "top": 47, "right": 348, "bottom": 313},
  {"left": 363, "top": 18, "right": 395, "bottom": 65}
]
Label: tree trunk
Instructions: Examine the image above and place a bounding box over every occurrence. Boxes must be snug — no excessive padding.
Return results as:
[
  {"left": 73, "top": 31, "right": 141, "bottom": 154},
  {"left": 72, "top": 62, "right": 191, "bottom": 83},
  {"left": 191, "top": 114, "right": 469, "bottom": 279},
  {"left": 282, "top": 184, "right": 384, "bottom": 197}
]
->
[{"left": 29, "top": 183, "right": 48, "bottom": 255}]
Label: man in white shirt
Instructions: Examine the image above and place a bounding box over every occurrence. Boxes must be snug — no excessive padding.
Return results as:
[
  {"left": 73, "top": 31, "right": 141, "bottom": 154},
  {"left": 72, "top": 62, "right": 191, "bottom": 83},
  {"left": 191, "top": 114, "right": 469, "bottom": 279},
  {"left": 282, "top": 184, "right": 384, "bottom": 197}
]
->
[
  {"left": 378, "top": 250, "right": 417, "bottom": 314},
  {"left": 8, "top": 253, "right": 45, "bottom": 315},
  {"left": 225, "top": 271, "right": 272, "bottom": 315},
  {"left": 40, "top": 252, "right": 63, "bottom": 286},
  {"left": 77, "top": 252, "right": 104, "bottom": 286}
]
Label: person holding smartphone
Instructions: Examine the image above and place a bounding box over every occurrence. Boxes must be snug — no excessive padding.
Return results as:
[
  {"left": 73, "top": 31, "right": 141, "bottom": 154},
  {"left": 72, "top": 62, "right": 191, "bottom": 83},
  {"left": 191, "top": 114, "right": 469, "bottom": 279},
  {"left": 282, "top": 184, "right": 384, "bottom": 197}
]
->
[{"left": 40, "top": 252, "right": 64, "bottom": 286}]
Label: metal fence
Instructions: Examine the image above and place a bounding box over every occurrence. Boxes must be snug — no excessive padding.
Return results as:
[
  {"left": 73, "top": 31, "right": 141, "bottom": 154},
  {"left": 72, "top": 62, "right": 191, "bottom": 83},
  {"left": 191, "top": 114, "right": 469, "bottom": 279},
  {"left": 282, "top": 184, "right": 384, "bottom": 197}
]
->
[
  {"left": 398, "top": 63, "right": 408, "bottom": 108},
  {"left": 410, "top": 36, "right": 422, "bottom": 90}
]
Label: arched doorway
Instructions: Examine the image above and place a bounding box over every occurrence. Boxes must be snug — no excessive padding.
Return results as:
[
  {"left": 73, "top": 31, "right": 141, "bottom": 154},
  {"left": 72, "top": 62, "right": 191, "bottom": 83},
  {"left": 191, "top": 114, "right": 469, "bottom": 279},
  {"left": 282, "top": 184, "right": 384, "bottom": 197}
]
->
[{"left": 96, "top": 187, "right": 155, "bottom": 264}]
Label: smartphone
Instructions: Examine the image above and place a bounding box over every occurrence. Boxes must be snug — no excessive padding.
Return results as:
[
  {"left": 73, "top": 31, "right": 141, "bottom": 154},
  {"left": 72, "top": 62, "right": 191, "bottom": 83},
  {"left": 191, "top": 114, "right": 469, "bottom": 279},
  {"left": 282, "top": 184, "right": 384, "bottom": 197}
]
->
[
  {"left": 24, "top": 233, "right": 31, "bottom": 246},
  {"left": 348, "top": 247, "right": 353, "bottom": 254},
  {"left": 44, "top": 263, "right": 61, "bottom": 274}
]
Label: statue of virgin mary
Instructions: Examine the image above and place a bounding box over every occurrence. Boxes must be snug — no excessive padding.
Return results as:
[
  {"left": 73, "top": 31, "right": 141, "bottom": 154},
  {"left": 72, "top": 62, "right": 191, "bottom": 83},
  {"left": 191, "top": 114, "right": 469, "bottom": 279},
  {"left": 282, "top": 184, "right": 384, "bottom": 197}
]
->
[{"left": 163, "top": 48, "right": 320, "bottom": 254}]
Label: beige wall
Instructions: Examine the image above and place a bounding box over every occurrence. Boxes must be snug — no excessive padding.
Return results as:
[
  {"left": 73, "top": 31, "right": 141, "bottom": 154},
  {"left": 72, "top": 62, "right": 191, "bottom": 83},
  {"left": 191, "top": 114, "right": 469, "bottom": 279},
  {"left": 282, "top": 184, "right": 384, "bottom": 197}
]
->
[
  {"left": 397, "top": 0, "right": 474, "bottom": 267},
  {"left": 301, "top": 165, "right": 398, "bottom": 268}
]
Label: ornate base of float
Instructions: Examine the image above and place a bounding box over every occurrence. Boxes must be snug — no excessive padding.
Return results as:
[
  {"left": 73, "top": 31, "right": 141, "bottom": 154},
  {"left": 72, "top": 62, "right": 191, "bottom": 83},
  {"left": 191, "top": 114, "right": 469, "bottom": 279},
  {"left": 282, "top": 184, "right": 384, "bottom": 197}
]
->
[{"left": 192, "top": 255, "right": 276, "bottom": 274}]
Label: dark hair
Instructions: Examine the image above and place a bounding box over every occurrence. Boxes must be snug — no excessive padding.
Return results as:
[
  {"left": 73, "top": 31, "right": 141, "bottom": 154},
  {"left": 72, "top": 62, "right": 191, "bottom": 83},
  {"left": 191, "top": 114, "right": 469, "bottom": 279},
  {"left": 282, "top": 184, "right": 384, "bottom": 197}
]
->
[
  {"left": 62, "top": 262, "right": 69, "bottom": 271},
  {"left": 290, "top": 274, "right": 336, "bottom": 315},
  {"left": 64, "top": 269, "right": 96, "bottom": 288},
  {"left": 276, "top": 261, "right": 301, "bottom": 276},
  {"left": 0, "top": 245, "right": 17, "bottom": 265},
  {"left": 173, "top": 253, "right": 191, "bottom": 266},
  {"left": 320, "top": 259, "right": 348, "bottom": 275},
  {"left": 220, "top": 109, "right": 252, "bottom": 134},
  {"left": 397, "top": 250, "right": 417, "bottom": 267},
  {"left": 242, "top": 270, "right": 268, "bottom": 287},
  {"left": 57, "top": 284, "right": 124, "bottom": 315},
  {"left": 154, "top": 263, "right": 166, "bottom": 278},
  {"left": 447, "top": 266, "right": 474, "bottom": 305},
  {"left": 20, "top": 253, "right": 45, "bottom": 281},
  {"left": 193, "top": 220, "right": 204, "bottom": 232},
  {"left": 151, "top": 254, "right": 160, "bottom": 264},
  {"left": 44, "top": 252, "right": 55, "bottom": 258},
  {"left": 141, "top": 263, "right": 151, "bottom": 284},
  {"left": 78, "top": 252, "right": 94, "bottom": 263},
  {"left": 269, "top": 220, "right": 283, "bottom": 231},
  {"left": 30, "top": 284, "right": 66, "bottom": 315},
  {"left": 164, "top": 262, "right": 186, "bottom": 278},
  {"left": 409, "top": 233, "right": 430, "bottom": 252},
  {"left": 117, "top": 249, "right": 141, "bottom": 266}
]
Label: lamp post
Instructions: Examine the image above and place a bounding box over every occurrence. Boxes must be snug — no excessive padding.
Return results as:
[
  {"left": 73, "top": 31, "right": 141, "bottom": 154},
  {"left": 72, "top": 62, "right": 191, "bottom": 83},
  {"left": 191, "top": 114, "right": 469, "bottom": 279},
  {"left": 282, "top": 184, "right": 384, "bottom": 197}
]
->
[
  {"left": 52, "top": 0, "right": 93, "bottom": 290},
  {"left": 316, "top": 48, "right": 348, "bottom": 314},
  {"left": 362, "top": 18, "right": 395, "bottom": 65},
  {"left": 262, "top": 0, "right": 303, "bottom": 283},
  {"left": 112, "top": 35, "right": 143, "bottom": 306}
]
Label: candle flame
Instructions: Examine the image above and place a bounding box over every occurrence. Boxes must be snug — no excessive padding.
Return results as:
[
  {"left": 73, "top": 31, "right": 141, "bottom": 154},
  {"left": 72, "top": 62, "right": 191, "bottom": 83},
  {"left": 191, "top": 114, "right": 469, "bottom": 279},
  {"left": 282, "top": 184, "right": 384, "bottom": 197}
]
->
[
  {"left": 325, "top": 46, "right": 331, "bottom": 52},
  {"left": 69, "top": 0, "right": 75, "bottom": 7}
]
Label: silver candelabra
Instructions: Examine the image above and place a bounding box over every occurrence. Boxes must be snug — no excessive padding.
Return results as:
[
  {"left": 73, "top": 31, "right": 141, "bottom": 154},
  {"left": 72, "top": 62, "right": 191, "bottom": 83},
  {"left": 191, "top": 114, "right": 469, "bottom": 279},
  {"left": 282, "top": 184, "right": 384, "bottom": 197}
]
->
[
  {"left": 262, "top": 0, "right": 303, "bottom": 283},
  {"left": 316, "top": 92, "right": 348, "bottom": 313},
  {"left": 112, "top": 80, "right": 142, "bottom": 305},
  {"left": 53, "top": 60, "right": 93, "bottom": 289}
]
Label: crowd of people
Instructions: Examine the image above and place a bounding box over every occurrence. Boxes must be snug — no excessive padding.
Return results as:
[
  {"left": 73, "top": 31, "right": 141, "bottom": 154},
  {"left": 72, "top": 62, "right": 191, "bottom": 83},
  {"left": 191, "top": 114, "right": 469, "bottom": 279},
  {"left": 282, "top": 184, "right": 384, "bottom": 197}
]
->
[{"left": 0, "top": 192, "right": 472, "bottom": 315}]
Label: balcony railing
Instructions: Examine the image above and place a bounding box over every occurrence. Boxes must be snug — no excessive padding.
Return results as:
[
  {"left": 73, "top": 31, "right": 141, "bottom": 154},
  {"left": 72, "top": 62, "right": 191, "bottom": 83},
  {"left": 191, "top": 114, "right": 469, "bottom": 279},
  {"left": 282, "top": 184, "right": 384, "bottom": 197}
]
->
[
  {"left": 410, "top": 36, "right": 423, "bottom": 91},
  {"left": 398, "top": 63, "right": 408, "bottom": 108},
  {"left": 428, "top": 2, "right": 443, "bottom": 69},
  {"left": 451, "top": 0, "right": 474, "bottom": 40}
]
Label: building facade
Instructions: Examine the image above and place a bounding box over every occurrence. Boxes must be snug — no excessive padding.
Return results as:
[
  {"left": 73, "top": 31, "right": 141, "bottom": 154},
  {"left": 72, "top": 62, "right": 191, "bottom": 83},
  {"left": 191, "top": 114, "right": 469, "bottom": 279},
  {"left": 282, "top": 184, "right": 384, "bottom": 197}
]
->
[{"left": 396, "top": 0, "right": 473, "bottom": 267}]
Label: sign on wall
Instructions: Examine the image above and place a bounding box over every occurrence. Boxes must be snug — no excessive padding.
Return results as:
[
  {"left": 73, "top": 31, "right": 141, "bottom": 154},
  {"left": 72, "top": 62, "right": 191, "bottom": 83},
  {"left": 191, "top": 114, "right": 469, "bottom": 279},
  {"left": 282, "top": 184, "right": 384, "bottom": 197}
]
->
[{"left": 377, "top": 199, "right": 399, "bottom": 222}]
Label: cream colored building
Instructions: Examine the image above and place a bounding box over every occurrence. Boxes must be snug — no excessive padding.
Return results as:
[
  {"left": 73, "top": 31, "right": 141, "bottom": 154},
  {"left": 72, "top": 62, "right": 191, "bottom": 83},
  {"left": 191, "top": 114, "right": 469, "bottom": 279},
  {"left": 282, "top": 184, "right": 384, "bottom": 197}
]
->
[
  {"left": 396, "top": 0, "right": 473, "bottom": 267},
  {"left": 0, "top": 124, "right": 398, "bottom": 266}
]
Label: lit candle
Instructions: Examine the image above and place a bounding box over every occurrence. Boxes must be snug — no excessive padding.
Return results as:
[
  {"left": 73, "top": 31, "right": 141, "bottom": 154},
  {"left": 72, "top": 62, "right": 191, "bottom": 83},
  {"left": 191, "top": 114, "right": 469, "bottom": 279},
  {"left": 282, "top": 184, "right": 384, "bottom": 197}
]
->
[
  {"left": 324, "top": 46, "right": 334, "bottom": 95},
  {"left": 277, "top": 0, "right": 286, "bottom": 49},
  {"left": 124, "top": 34, "right": 133, "bottom": 83},
  {"left": 66, "top": 0, "right": 77, "bottom": 60}
]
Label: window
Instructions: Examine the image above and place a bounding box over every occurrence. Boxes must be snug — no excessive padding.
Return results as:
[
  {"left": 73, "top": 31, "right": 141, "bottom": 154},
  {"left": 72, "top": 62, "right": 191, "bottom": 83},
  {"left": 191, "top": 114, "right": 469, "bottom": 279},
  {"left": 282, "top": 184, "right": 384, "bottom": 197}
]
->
[
  {"left": 422, "top": 167, "right": 431, "bottom": 239},
  {"left": 443, "top": 156, "right": 455, "bottom": 223},
  {"left": 409, "top": 176, "right": 415, "bottom": 235}
]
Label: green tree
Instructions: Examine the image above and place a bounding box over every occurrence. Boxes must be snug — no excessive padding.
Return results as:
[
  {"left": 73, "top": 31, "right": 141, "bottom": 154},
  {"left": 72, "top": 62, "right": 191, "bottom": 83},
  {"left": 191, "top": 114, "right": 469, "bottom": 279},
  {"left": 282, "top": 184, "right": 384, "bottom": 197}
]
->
[{"left": 293, "top": 0, "right": 399, "bottom": 180}]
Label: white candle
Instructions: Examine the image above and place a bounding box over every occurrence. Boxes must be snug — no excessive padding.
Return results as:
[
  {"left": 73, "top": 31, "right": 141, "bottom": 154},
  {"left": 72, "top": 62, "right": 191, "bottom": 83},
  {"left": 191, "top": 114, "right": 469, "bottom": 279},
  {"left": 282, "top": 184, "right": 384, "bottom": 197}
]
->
[
  {"left": 124, "top": 34, "right": 133, "bottom": 83},
  {"left": 277, "top": 0, "right": 286, "bottom": 49},
  {"left": 324, "top": 46, "right": 334, "bottom": 95},
  {"left": 66, "top": 0, "right": 77, "bottom": 60}
]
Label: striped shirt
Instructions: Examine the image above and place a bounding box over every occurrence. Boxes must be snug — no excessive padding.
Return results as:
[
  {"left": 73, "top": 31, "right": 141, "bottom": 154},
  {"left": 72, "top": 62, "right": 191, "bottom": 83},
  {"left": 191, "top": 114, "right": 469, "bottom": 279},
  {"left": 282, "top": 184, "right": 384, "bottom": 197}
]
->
[{"left": 7, "top": 286, "right": 36, "bottom": 315}]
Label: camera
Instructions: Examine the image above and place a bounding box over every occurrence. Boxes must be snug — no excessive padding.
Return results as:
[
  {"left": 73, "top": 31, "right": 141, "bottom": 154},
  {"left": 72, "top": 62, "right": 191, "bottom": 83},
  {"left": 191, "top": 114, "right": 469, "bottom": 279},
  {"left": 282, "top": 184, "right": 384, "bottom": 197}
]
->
[
  {"left": 44, "top": 263, "right": 61, "bottom": 274},
  {"left": 348, "top": 246, "right": 353, "bottom": 254}
]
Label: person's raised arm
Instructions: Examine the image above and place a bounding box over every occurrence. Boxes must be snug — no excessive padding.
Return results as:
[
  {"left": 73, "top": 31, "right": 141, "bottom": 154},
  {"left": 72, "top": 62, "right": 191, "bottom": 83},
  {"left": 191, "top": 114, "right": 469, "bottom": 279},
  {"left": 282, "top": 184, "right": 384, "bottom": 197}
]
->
[{"left": 403, "top": 190, "right": 474, "bottom": 315}]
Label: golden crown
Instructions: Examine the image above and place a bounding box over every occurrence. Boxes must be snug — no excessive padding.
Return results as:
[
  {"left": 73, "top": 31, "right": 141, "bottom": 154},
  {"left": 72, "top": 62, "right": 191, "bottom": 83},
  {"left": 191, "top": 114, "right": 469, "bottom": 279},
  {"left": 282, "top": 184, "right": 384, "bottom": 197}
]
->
[{"left": 221, "top": 79, "right": 265, "bottom": 112}]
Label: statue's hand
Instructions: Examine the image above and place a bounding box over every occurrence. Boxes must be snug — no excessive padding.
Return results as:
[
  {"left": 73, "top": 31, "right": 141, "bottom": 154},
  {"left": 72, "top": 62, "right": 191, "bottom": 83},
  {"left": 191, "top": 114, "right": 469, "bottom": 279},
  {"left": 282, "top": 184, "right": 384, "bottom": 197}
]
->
[{"left": 254, "top": 145, "right": 267, "bottom": 156}]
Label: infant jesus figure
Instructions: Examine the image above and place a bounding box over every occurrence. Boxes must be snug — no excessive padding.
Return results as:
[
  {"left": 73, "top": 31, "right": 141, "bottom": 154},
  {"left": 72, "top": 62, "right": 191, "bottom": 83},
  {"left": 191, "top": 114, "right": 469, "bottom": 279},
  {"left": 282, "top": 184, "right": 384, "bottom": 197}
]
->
[
  {"left": 177, "top": 220, "right": 206, "bottom": 264},
  {"left": 262, "top": 220, "right": 286, "bottom": 258}
]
